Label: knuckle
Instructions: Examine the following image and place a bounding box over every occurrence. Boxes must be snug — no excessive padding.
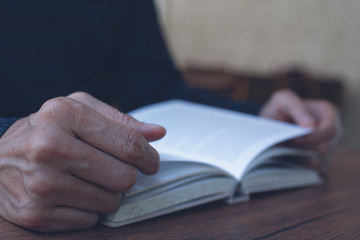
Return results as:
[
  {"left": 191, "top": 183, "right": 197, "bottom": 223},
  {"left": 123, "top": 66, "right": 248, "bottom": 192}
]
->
[
  {"left": 147, "top": 150, "right": 160, "bottom": 174},
  {"left": 103, "top": 194, "right": 122, "bottom": 213},
  {"left": 38, "top": 97, "right": 75, "bottom": 119},
  {"left": 122, "top": 166, "right": 138, "bottom": 190},
  {"left": 17, "top": 207, "right": 47, "bottom": 231},
  {"left": 119, "top": 129, "right": 145, "bottom": 162},
  {"left": 80, "top": 213, "right": 99, "bottom": 229},
  {"left": 25, "top": 131, "right": 59, "bottom": 164},
  {"left": 31, "top": 97, "right": 81, "bottom": 131},
  {"left": 115, "top": 113, "right": 138, "bottom": 126},
  {"left": 279, "top": 88, "right": 294, "bottom": 95},
  {"left": 274, "top": 89, "right": 294, "bottom": 100},
  {"left": 113, "top": 165, "right": 138, "bottom": 192},
  {"left": 25, "top": 172, "right": 54, "bottom": 197},
  {"left": 320, "top": 99, "right": 337, "bottom": 112},
  {"left": 67, "top": 91, "right": 91, "bottom": 101}
]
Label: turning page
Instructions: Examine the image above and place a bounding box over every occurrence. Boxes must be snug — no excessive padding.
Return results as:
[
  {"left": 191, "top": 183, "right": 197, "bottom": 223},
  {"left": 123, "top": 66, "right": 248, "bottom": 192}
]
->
[{"left": 130, "top": 100, "right": 312, "bottom": 180}]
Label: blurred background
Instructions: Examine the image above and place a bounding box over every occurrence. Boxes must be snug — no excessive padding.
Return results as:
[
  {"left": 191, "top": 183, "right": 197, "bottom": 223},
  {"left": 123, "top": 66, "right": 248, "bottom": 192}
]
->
[{"left": 155, "top": 0, "right": 360, "bottom": 149}]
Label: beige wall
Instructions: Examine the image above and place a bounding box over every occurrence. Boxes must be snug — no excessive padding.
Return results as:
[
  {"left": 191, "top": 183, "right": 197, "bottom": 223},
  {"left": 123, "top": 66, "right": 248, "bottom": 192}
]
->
[{"left": 156, "top": 0, "right": 360, "bottom": 148}]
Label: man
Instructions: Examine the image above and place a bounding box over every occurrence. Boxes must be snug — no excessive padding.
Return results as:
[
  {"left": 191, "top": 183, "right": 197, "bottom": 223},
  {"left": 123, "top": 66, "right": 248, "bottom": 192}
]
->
[{"left": 0, "top": 0, "right": 338, "bottom": 232}]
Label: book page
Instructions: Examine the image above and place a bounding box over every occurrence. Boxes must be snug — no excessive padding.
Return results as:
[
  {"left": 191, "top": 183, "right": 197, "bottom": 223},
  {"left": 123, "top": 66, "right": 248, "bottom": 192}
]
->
[
  {"left": 126, "top": 161, "right": 231, "bottom": 197},
  {"left": 130, "top": 100, "right": 312, "bottom": 180}
]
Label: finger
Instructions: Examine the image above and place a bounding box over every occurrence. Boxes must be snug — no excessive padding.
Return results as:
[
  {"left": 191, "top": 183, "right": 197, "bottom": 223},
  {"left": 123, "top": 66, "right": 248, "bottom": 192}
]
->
[
  {"left": 315, "top": 141, "right": 332, "bottom": 157},
  {"left": 57, "top": 131, "right": 139, "bottom": 192},
  {"left": 46, "top": 207, "right": 98, "bottom": 232},
  {"left": 51, "top": 175, "right": 123, "bottom": 213},
  {"left": 302, "top": 142, "right": 331, "bottom": 170},
  {"left": 67, "top": 92, "right": 166, "bottom": 141},
  {"left": 75, "top": 118, "right": 160, "bottom": 175},
  {"left": 287, "top": 140, "right": 331, "bottom": 156},
  {"left": 260, "top": 90, "right": 316, "bottom": 127},
  {"left": 35, "top": 97, "right": 160, "bottom": 175},
  {"left": 24, "top": 167, "right": 123, "bottom": 214},
  {"left": 278, "top": 91, "right": 316, "bottom": 127},
  {"left": 292, "top": 100, "right": 337, "bottom": 146},
  {"left": 303, "top": 100, "right": 337, "bottom": 144},
  {"left": 22, "top": 207, "right": 98, "bottom": 232}
]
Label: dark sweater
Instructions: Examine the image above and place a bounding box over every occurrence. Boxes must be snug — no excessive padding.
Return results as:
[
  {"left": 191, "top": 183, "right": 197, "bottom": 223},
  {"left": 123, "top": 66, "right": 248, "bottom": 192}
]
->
[{"left": 0, "top": 0, "right": 259, "bottom": 137}]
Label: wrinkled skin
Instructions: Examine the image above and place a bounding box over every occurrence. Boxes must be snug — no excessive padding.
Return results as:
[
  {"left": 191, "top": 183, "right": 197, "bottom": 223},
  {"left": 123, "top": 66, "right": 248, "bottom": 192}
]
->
[{"left": 0, "top": 92, "right": 165, "bottom": 232}]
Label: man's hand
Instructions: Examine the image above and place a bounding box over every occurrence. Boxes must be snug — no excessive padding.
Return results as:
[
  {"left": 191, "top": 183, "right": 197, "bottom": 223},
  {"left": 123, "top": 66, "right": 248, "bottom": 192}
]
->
[
  {"left": 260, "top": 89, "right": 341, "bottom": 169},
  {"left": 0, "top": 92, "right": 165, "bottom": 232}
]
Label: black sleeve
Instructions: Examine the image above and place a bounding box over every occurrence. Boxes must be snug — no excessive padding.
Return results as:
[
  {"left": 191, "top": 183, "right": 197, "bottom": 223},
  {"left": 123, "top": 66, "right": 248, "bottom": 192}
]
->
[
  {"left": 0, "top": 118, "right": 19, "bottom": 138},
  {"left": 115, "top": 0, "right": 261, "bottom": 115}
]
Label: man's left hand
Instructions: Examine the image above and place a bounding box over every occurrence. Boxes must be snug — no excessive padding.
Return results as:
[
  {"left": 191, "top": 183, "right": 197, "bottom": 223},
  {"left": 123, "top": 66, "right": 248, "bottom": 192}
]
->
[{"left": 259, "top": 89, "right": 341, "bottom": 169}]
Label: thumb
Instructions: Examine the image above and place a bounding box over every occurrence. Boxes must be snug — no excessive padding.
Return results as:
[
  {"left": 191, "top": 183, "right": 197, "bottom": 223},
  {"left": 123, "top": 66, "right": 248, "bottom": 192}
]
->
[
  {"left": 261, "top": 90, "right": 316, "bottom": 128},
  {"left": 67, "top": 92, "right": 166, "bottom": 141},
  {"left": 285, "top": 93, "right": 316, "bottom": 128}
]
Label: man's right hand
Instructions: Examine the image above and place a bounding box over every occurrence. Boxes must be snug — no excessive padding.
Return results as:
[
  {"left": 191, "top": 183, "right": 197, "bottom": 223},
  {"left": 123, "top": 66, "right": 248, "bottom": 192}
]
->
[{"left": 0, "top": 92, "right": 166, "bottom": 232}]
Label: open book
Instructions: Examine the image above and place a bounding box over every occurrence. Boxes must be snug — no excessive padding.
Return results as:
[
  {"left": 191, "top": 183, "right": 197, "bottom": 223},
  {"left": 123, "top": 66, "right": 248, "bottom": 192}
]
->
[{"left": 101, "top": 100, "right": 322, "bottom": 227}]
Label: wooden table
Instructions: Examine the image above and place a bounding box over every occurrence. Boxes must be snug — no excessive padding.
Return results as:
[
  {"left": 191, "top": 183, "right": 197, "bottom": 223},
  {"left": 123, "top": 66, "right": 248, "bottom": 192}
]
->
[{"left": 1, "top": 146, "right": 360, "bottom": 239}]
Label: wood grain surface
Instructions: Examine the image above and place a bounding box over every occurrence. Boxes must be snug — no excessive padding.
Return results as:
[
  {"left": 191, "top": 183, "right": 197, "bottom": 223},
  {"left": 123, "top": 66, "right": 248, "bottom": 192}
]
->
[{"left": 1, "top": 146, "right": 359, "bottom": 240}]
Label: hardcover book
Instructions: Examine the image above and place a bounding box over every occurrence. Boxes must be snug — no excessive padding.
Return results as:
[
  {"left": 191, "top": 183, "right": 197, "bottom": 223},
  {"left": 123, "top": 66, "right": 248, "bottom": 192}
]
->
[{"left": 101, "top": 100, "right": 322, "bottom": 227}]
